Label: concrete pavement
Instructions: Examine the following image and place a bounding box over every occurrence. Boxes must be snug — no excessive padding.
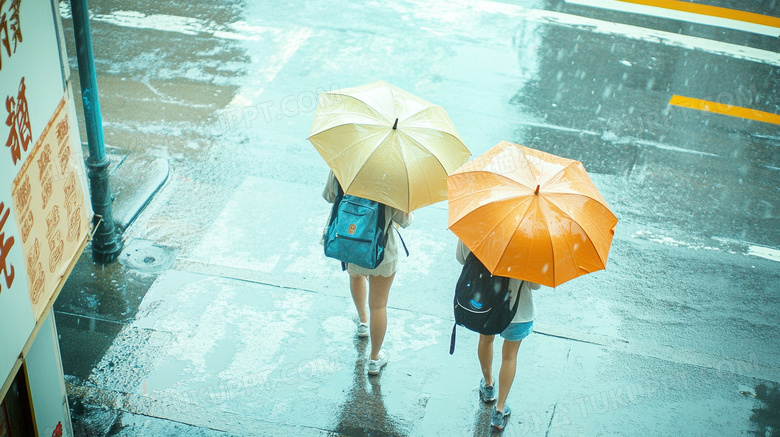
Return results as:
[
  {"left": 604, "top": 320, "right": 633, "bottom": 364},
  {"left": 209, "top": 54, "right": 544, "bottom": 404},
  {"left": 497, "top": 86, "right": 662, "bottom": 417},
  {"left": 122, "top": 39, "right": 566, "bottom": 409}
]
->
[
  {"left": 56, "top": 172, "right": 778, "bottom": 436},
  {"left": 52, "top": 0, "right": 780, "bottom": 435}
]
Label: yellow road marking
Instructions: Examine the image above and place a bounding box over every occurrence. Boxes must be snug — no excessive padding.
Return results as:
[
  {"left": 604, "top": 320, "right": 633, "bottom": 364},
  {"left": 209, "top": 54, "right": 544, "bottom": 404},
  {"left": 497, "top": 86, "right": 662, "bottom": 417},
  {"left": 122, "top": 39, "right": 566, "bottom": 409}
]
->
[
  {"left": 669, "top": 95, "right": 780, "bottom": 125},
  {"left": 618, "top": 0, "right": 780, "bottom": 28}
]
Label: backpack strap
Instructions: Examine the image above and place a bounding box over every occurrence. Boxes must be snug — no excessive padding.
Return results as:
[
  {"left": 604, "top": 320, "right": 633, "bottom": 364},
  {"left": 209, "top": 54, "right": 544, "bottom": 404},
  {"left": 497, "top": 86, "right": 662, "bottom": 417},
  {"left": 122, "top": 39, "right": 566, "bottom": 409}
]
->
[
  {"left": 449, "top": 323, "right": 457, "bottom": 355},
  {"left": 328, "top": 182, "right": 344, "bottom": 227},
  {"left": 393, "top": 226, "right": 409, "bottom": 257},
  {"left": 330, "top": 183, "right": 347, "bottom": 271},
  {"left": 510, "top": 281, "right": 524, "bottom": 314}
]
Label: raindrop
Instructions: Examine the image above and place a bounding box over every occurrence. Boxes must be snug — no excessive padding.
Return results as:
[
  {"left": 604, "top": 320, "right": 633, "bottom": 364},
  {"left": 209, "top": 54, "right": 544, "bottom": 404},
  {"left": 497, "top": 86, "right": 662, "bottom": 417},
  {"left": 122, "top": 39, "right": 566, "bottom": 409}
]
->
[
  {"left": 645, "top": 77, "right": 655, "bottom": 91},
  {"left": 541, "top": 264, "right": 549, "bottom": 274},
  {"left": 602, "top": 86, "right": 613, "bottom": 99},
  {"left": 595, "top": 104, "right": 602, "bottom": 115},
  {"left": 628, "top": 106, "right": 635, "bottom": 114},
  {"left": 556, "top": 70, "right": 564, "bottom": 81}
]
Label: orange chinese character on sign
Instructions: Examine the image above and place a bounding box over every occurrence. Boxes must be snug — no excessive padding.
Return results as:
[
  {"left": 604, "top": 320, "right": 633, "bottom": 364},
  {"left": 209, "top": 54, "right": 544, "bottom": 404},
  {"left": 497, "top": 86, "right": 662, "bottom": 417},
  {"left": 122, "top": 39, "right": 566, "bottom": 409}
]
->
[
  {"left": 0, "top": 201, "right": 15, "bottom": 291},
  {"left": 5, "top": 77, "right": 32, "bottom": 165},
  {"left": 0, "top": 0, "right": 23, "bottom": 72}
]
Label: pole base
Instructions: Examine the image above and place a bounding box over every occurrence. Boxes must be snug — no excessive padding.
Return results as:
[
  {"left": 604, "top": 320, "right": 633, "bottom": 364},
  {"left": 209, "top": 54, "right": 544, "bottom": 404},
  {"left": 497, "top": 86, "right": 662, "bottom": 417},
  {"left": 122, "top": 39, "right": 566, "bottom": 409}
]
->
[{"left": 91, "top": 234, "right": 124, "bottom": 264}]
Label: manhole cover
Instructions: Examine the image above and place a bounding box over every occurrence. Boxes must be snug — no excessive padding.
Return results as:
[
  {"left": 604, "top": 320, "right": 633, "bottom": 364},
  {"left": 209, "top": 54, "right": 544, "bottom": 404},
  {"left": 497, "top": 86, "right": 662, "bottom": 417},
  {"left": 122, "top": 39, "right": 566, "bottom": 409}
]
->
[{"left": 119, "top": 239, "right": 176, "bottom": 273}]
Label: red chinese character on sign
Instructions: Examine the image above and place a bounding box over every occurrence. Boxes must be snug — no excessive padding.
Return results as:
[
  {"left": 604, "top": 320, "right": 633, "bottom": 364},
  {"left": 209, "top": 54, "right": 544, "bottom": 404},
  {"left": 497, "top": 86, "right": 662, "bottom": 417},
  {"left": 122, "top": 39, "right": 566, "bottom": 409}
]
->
[
  {"left": 5, "top": 76, "right": 31, "bottom": 165},
  {"left": 0, "top": 0, "right": 23, "bottom": 72},
  {"left": 52, "top": 421, "right": 63, "bottom": 437},
  {"left": 0, "top": 201, "right": 15, "bottom": 291}
]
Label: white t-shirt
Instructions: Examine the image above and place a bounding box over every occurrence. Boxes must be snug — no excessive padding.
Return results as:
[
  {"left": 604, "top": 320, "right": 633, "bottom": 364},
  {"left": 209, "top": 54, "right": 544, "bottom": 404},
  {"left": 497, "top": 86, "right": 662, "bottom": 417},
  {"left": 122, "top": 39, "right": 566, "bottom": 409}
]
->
[{"left": 456, "top": 240, "right": 539, "bottom": 323}]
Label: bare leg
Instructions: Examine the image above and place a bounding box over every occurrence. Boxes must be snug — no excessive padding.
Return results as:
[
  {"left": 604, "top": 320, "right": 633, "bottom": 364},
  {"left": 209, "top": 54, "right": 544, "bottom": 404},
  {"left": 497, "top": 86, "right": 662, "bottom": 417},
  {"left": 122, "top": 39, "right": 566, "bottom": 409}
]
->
[
  {"left": 478, "top": 334, "right": 495, "bottom": 386},
  {"left": 367, "top": 273, "right": 394, "bottom": 360},
  {"left": 349, "top": 273, "right": 368, "bottom": 324},
  {"left": 496, "top": 339, "right": 522, "bottom": 412}
]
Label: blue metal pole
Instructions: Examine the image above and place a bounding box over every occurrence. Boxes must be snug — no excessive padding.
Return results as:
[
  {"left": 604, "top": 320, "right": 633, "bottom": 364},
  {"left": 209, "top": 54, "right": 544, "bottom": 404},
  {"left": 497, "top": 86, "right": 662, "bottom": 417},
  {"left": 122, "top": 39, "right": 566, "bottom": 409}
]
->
[{"left": 70, "top": 0, "right": 122, "bottom": 262}]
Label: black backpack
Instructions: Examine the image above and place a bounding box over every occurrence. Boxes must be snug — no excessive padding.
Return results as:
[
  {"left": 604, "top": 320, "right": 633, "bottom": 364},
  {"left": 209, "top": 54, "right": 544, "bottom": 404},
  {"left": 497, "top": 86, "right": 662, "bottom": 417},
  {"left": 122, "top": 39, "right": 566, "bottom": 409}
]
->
[{"left": 449, "top": 252, "right": 521, "bottom": 354}]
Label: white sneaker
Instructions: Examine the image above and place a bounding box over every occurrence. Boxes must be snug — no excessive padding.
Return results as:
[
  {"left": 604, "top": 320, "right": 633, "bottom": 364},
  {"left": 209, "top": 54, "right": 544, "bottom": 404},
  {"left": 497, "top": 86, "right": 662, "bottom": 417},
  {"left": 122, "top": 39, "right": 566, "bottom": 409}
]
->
[
  {"left": 367, "top": 350, "right": 388, "bottom": 375},
  {"left": 357, "top": 322, "right": 369, "bottom": 338}
]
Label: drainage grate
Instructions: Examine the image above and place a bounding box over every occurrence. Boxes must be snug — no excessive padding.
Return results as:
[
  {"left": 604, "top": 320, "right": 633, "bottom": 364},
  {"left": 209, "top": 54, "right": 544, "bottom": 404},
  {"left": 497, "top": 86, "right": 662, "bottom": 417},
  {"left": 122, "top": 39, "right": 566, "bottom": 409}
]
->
[{"left": 119, "top": 239, "right": 176, "bottom": 273}]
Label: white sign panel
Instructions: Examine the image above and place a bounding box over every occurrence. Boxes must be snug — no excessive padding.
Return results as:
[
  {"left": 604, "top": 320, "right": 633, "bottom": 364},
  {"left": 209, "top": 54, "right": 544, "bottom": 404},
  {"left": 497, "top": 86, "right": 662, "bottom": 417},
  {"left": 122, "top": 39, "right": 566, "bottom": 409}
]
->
[{"left": 1, "top": 0, "right": 91, "bottom": 390}]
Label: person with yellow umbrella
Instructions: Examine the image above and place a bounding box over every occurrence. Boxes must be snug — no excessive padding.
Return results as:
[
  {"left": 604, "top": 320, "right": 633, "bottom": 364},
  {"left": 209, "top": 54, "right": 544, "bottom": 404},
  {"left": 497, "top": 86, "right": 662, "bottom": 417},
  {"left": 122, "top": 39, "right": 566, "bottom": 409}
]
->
[
  {"left": 310, "top": 80, "right": 471, "bottom": 375},
  {"left": 448, "top": 140, "right": 618, "bottom": 430}
]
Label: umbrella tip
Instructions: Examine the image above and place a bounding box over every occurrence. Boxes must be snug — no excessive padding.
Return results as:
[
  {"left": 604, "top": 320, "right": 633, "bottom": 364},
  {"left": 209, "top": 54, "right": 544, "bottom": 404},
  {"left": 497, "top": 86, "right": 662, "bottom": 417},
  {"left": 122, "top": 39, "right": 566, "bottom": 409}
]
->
[
  {"left": 534, "top": 185, "right": 540, "bottom": 195},
  {"left": 393, "top": 118, "right": 398, "bottom": 130}
]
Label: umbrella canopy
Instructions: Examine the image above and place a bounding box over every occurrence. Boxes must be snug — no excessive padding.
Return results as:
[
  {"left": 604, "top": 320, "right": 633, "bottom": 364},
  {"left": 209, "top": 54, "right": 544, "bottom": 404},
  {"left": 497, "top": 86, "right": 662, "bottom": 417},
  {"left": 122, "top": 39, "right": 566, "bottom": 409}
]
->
[
  {"left": 308, "top": 80, "right": 471, "bottom": 213},
  {"left": 447, "top": 140, "right": 618, "bottom": 288}
]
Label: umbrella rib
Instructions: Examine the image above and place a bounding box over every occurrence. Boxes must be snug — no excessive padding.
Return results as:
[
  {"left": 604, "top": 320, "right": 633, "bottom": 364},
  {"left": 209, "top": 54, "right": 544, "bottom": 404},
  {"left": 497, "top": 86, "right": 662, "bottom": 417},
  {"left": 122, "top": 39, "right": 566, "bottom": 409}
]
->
[
  {"left": 542, "top": 193, "right": 615, "bottom": 266},
  {"left": 449, "top": 172, "right": 533, "bottom": 204},
  {"left": 547, "top": 207, "right": 557, "bottom": 286},
  {"left": 403, "top": 129, "right": 465, "bottom": 156},
  {"left": 311, "top": 120, "right": 389, "bottom": 140},
  {"left": 544, "top": 182, "right": 611, "bottom": 207},
  {"left": 323, "top": 126, "right": 387, "bottom": 163},
  {"left": 350, "top": 129, "right": 395, "bottom": 193},
  {"left": 482, "top": 198, "right": 536, "bottom": 272}
]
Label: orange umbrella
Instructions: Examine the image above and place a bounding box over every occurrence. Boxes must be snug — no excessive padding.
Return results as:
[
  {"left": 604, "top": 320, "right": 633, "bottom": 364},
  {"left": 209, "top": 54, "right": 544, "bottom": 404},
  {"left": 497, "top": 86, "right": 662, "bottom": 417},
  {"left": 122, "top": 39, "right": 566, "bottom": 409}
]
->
[{"left": 447, "top": 140, "right": 618, "bottom": 288}]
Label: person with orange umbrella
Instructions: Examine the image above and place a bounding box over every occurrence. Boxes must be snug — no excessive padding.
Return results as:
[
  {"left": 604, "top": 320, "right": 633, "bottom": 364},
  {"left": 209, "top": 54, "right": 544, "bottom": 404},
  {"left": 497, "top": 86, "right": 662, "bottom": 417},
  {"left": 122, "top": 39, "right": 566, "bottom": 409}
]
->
[
  {"left": 455, "top": 239, "right": 540, "bottom": 431},
  {"left": 448, "top": 140, "right": 618, "bottom": 430}
]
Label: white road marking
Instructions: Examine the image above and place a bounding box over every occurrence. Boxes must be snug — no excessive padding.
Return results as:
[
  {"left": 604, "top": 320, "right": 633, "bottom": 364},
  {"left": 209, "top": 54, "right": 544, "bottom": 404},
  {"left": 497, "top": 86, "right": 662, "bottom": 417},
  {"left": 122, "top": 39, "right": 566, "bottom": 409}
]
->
[
  {"left": 59, "top": 3, "right": 312, "bottom": 108},
  {"left": 635, "top": 232, "right": 780, "bottom": 263},
  {"left": 565, "top": 0, "right": 780, "bottom": 37},
  {"left": 634, "top": 140, "right": 720, "bottom": 157},
  {"left": 747, "top": 245, "right": 780, "bottom": 262},
  {"left": 513, "top": 8, "right": 780, "bottom": 67},
  {"left": 514, "top": 121, "right": 721, "bottom": 158},
  {"left": 59, "top": 3, "right": 301, "bottom": 42}
]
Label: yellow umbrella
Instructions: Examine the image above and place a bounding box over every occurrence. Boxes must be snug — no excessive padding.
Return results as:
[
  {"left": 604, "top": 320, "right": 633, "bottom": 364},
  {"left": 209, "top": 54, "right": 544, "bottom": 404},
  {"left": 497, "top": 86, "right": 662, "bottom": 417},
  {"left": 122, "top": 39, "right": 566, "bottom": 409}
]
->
[
  {"left": 308, "top": 80, "right": 471, "bottom": 213},
  {"left": 448, "top": 141, "right": 618, "bottom": 288}
]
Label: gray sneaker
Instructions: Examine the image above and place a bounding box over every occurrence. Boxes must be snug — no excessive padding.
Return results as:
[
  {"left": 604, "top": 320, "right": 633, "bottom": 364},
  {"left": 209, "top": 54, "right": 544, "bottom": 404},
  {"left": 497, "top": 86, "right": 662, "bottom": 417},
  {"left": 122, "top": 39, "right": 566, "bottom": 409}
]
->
[
  {"left": 367, "top": 350, "right": 388, "bottom": 375},
  {"left": 357, "top": 322, "right": 369, "bottom": 338},
  {"left": 490, "top": 405, "right": 511, "bottom": 431},
  {"left": 479, "top": 378, "right": 496, "bottom": 403}
]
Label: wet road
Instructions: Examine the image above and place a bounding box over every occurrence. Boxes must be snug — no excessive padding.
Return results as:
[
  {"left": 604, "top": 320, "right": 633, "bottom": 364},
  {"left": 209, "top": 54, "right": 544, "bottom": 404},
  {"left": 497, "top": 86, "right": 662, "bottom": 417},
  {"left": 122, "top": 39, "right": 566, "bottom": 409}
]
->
[{"left": 53, "top": 0, "right": 779, "bottom": 435}]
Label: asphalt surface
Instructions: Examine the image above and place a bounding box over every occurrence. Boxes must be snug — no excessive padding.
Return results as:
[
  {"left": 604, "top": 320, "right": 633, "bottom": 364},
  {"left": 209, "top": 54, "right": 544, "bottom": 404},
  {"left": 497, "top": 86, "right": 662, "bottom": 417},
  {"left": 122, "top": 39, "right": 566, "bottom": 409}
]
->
[{"left": 53, "top": 0, "right": 779, "bottom": 436}]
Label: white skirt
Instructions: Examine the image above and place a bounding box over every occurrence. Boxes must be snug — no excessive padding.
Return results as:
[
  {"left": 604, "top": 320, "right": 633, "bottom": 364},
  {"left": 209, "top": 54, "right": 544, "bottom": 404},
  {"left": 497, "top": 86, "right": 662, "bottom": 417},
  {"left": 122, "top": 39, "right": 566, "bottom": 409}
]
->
[{"left": 346, "top": 258, "right": 399, "bottom": 277}]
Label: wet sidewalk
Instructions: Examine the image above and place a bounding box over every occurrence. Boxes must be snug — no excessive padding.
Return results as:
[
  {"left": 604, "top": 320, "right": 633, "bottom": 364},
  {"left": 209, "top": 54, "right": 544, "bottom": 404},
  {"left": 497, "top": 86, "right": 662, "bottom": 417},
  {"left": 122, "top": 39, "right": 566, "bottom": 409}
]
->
[{"left": 55, "top": 175, "right": 778, "bottom": 436}]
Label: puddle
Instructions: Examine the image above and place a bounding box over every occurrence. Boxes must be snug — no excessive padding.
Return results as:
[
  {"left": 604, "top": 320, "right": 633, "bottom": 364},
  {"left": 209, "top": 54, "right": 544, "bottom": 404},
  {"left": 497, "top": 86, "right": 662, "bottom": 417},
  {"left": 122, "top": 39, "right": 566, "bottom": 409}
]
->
[{"left": 752, "top": 383, "right": 780, "bottom": 437}]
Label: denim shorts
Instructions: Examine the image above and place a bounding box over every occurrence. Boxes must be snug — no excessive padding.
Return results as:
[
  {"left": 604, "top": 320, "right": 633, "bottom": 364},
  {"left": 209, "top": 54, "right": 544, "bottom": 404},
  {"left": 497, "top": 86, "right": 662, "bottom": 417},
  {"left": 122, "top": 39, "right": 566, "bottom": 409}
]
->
[{"left": 500, "top": 321, "right": 534, "bottom": 341}]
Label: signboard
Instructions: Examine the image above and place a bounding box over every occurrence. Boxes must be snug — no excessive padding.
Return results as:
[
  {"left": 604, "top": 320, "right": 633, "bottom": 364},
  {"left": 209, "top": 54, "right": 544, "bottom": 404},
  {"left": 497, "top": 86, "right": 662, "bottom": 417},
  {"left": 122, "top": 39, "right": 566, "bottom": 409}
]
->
[
  {"left": 1, "top": 0, "right": 92, "bottom": 400},
  {"left": 11, "top": 94, "right": 91, "bottom": 320}
]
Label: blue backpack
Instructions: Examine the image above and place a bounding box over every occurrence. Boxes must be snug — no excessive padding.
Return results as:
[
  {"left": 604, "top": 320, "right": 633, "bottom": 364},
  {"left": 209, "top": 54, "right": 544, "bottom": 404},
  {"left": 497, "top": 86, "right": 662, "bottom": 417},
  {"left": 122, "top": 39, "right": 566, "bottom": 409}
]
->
[{"left": 324, "top": 185, "right": 389, "bottom": 270}]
